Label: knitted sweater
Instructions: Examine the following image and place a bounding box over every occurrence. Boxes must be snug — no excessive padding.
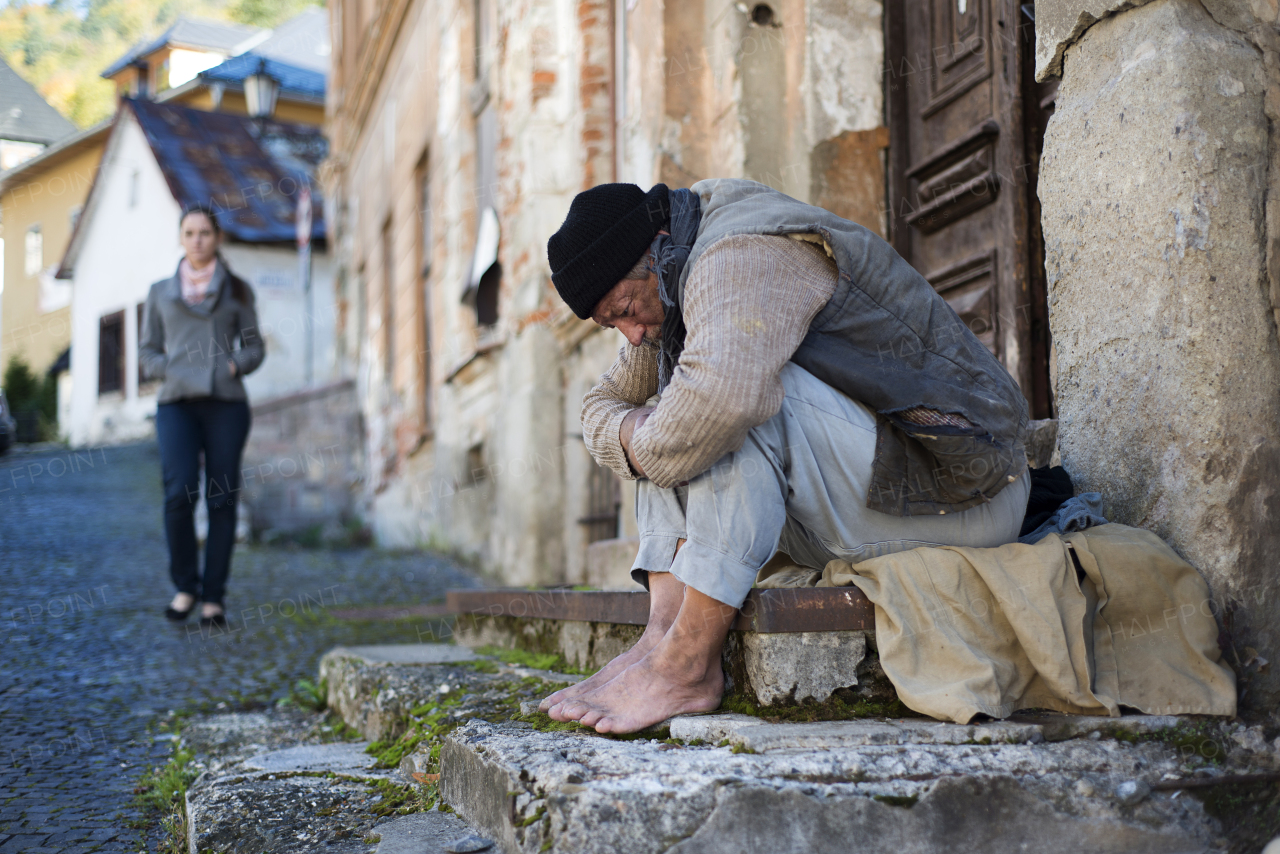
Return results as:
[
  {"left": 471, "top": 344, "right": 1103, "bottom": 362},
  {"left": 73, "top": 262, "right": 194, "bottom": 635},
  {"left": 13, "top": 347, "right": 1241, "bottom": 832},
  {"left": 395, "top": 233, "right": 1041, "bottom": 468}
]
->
[{"left": 582, "top": 234, "right": 837, "bottom": 488}]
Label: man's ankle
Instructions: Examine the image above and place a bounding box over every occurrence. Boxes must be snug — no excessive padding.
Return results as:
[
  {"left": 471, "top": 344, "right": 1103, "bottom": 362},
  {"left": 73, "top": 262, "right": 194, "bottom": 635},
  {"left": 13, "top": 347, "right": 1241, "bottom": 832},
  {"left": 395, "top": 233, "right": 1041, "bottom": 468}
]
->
[{"left": 650, "top": 637, "right": 722, "bottom": 685}]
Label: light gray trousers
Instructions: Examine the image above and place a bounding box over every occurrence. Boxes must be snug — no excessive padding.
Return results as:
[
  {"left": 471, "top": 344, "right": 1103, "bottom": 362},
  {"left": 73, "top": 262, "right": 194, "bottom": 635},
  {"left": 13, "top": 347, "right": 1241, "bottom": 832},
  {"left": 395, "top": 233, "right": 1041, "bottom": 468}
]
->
[{"left": 631, "top": 363, "right": 1031, "bottom": 607}]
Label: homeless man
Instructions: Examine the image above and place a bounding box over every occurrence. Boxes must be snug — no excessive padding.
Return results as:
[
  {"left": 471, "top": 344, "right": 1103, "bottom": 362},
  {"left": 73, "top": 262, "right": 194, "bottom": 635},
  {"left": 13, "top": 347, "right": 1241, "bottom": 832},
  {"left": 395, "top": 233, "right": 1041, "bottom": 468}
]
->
[{"left": 539, "top": 179, "right": 1032, "bottom": 734}]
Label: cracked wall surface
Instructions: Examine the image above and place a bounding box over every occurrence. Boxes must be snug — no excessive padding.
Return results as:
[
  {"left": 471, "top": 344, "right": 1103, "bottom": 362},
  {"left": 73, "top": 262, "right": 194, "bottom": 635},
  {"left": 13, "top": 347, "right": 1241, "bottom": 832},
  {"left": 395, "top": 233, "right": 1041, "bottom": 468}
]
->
[
  {"left": 328, "top": 0, "right": 888, "bottom": 586},
  {"left": 1038, "top": 0, "right": 1280, "bottom": 715}
]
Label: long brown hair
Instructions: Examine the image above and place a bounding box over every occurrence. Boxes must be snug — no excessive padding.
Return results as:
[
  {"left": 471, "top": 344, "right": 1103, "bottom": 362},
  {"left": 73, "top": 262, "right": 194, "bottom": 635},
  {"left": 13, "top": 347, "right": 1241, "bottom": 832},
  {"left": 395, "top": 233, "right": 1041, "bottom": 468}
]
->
[{"left": 179, "top": 205, "right": 251, "bottom": 304}]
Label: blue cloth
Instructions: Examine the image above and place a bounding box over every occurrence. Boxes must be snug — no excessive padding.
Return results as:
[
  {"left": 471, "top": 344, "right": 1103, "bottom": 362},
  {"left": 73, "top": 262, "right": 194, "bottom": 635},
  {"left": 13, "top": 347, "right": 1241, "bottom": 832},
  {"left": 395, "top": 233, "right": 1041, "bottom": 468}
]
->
[
  {"left": 157, "top": 399, "right": 251, "bottom": 605},
  {"left": 654, "top": 188, "right": 702, "bottom": 391},
  {"left": 1018, "top": 492, "right": 1108, "bottom": 544}
]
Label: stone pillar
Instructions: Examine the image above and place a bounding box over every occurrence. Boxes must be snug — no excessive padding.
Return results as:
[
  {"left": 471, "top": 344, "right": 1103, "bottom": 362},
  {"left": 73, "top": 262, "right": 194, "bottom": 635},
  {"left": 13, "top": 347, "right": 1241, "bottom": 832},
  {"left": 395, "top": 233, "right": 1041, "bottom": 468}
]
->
[{"left": 1038, "top": 0, "right": 1280, "bottom": 713}]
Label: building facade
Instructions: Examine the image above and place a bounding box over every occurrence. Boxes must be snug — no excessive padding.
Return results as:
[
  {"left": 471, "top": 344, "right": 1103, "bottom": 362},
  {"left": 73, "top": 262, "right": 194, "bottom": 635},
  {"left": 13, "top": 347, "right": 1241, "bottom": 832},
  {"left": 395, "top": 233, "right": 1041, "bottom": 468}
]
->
[
  {"left": 0, "top": 125, "right": 108, "bottom": 382},
  {"left": 323, "top": 0, "right": 889, "bottom": 585},
  {"left": 58, "top": 100, "right": 337, "bottom": 447}
]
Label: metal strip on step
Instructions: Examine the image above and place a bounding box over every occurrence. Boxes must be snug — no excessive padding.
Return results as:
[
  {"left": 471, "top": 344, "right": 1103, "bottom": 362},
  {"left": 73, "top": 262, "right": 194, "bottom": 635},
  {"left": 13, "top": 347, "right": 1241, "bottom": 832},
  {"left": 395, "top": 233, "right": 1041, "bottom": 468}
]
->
[{"left": 444, "top": 587, "right": 874, "bottom": 633}]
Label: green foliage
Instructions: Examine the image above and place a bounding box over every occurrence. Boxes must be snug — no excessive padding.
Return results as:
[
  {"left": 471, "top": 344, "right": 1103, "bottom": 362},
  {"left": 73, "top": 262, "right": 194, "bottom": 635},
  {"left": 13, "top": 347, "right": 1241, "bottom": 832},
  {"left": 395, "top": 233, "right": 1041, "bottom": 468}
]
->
[
  {"left": 2, "top": 355, "right": 57, "bottom": 439},
  {"left": 282, "top": 677, "right": 327, "bottom": 712},
  {"left": 317, "top": 713, "right": 362, "bottom": 742},
  {"left": 133, "top": 746, "right": 197, "bottom": 812},
  {"left": 2, "top": 356, "right": 41, "bottom": 410},
  {"left": 0, "top": 0, "right": 323, "bottom": 129},
  {"left": 228, "top": 0, "right": 322, "bottom": 28},
  {"left": 515, "top": 804, "right": 547, "bottom": 827}
]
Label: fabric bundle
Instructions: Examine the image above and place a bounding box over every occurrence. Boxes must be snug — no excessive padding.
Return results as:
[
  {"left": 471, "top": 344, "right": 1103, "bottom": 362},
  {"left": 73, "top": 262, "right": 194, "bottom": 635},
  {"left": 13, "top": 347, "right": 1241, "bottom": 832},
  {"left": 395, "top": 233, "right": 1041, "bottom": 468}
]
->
[{"left": 761, "top": 524, "right": 1236, "bottom": 723}]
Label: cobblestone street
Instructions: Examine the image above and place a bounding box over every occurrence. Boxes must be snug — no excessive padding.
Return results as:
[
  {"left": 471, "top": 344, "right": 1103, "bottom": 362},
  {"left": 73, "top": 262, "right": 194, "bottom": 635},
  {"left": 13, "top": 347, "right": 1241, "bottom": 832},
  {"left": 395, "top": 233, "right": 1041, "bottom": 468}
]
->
[{"left": 0, "top": 442, "right": 481, "bottom": 853}]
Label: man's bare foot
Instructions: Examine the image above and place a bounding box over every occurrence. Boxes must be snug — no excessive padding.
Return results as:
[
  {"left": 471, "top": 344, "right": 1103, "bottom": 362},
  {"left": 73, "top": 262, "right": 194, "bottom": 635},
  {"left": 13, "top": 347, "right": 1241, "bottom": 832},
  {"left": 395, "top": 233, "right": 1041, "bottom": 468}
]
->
[
  {"left": 170, "top": 592, "right": 195, "bottom": 611},
  {"left": 556, "top": 585, "right": 737, "bottom": 734},
  {"left": 542, "top": 570, "right": 685, "bottom": 718},
  {"left": 542, "top": 624, "right": 661, "bottom": 718},
  {"left": 571, "top": 643, "right": 724, "bottom": 734}
]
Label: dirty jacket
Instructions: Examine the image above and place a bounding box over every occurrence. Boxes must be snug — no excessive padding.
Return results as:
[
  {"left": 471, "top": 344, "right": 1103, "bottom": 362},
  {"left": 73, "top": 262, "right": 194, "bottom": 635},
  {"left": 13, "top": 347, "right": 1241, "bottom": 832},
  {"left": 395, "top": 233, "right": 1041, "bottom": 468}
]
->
[
  {"left": 139, "top": 259, "right": 266, "bottom": 404},
  {"left": 589, "top": 179, "right": 1029, "bottom": 517}
]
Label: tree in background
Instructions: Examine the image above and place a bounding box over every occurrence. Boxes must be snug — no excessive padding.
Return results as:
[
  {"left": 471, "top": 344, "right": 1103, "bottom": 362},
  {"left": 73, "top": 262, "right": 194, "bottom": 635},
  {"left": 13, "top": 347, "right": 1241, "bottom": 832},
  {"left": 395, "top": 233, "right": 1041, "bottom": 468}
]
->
[
  {"left": 0, "top": 0, "right": 323, "bottom": 129},
  {"left": 229, "top": 0, "right": 319, "bottom": 28},
  {"left": 2, "top": 355, "right": 57, "bottom": 442}
]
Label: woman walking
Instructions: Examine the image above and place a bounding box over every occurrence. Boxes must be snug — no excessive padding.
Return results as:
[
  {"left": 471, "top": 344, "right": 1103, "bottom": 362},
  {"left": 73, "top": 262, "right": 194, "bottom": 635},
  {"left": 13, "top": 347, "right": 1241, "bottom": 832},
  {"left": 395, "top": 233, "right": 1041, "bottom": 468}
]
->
[{"left": 139, "top": 206, "right": 265, "bottom": 627}]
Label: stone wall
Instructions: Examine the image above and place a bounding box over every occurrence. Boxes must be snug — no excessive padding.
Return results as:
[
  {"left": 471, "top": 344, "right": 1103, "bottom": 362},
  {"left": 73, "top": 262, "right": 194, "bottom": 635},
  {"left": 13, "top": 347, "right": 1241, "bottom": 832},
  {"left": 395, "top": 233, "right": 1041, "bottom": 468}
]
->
[
  {"left": 1037, "top": 0, "right": 1280, "bottom": 713},
  {"left": 241, "top": 379, "right": 362, "bottom": 538},
  {"left": 325, "top": 0, "right": 889, "bottom": 586}
]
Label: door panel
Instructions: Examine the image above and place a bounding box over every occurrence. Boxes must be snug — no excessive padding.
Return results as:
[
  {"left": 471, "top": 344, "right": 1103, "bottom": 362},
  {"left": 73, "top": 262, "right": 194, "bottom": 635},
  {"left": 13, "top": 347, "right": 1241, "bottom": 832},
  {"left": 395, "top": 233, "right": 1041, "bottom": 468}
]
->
[{"left": 886, "top": 0, "right": 1054, "bottom": 418}]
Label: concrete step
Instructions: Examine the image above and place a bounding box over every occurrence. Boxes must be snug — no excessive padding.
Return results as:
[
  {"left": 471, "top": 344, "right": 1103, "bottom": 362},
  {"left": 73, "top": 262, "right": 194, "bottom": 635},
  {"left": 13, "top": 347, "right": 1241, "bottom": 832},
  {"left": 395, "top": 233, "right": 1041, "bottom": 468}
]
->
[
  {"left": 179, "top": 709, "right": 498, "bottom": 854},
  {"left": 438, "top": 716, "right": 1229, "bottom": 854},
  {"left": 310, "top": 643, "right": 1278, "bottom": 854}
]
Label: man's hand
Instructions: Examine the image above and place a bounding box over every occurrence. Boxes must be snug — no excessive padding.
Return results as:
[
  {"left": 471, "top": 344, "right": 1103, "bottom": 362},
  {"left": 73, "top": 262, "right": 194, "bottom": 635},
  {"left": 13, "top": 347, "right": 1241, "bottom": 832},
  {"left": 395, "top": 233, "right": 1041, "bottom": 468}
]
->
[{"left": 619, "top": 407, "right": 655, "bottom": 478}]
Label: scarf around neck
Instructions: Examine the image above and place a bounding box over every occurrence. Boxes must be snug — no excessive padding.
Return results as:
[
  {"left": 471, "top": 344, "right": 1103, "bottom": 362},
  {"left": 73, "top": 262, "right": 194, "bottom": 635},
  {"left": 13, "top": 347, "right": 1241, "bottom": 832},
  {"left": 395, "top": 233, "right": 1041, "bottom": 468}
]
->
[
  {"left": 653, "top": 188, "right": 702, "bottom": 390},
  {"left": 180, "top": 258, "right": 218, "bottom": 305}
]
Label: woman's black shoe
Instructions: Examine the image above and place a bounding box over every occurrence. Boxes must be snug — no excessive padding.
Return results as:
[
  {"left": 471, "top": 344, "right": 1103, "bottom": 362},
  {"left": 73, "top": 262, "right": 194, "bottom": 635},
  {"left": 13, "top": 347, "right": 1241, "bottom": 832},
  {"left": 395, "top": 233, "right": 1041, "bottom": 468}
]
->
[
  {"left": 165, "top": 604, "right": 195, "bottom": 621},
  {"left": 199, "top": 612, "right": 228, "bottom": 629}
]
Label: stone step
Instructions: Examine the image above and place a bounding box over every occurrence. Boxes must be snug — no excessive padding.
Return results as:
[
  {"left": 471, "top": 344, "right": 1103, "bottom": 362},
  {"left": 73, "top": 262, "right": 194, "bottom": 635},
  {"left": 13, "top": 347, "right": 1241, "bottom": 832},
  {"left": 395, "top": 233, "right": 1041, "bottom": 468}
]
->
[
  {"left": 308, "top": 644, "right": 1278, "bottom": 854},
  {"left": 179, "top": 709, "right": 499, "bottom": 854},
  {"left": 442, "top": 587, "right": 899, "bottom": 712},
  {"left": 438, "top": 717, "right": 1228, "bottom": 854}
]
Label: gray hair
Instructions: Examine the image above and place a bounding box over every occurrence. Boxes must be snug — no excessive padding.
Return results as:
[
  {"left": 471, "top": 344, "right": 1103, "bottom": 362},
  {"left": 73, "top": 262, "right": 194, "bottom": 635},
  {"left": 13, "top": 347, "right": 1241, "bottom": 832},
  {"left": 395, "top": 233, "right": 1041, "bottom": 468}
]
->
[{"left": 623, "top": 237, "right": 662, "bottom": 280}]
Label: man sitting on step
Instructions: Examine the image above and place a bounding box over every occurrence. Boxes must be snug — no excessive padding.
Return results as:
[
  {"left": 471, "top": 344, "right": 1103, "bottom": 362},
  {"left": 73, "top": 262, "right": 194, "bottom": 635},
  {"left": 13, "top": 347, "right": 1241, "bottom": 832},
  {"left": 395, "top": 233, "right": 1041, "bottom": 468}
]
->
[{"left": 539, "top": 179, "right": 1032, "bottom": 734}]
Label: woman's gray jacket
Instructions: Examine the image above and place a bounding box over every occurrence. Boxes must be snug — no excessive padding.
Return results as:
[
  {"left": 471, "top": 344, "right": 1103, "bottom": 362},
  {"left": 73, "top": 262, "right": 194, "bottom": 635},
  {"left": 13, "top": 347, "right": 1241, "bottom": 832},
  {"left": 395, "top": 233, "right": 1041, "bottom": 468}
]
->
[{"left": 138, "top": 260, "right": 266, "bottom": 403}]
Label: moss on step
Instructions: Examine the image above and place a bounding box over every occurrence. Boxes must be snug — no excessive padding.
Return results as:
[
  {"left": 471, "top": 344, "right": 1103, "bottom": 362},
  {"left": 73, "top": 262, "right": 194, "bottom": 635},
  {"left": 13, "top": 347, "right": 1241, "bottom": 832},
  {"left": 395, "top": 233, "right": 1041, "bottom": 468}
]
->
[
  {"left": 1194, "top": 778, "right": 1280, "bottom": 854},
  {"left": 367, "top": 694, "right": 465, "bottom": 769},
  {"left": 719, "top": 689, "right": 910, "bottom": 723},
  {"left": 367, "top": 777, "right": 440, "bottom": 817},
  {"left": 516, "top": 710, "right": 587, "bottom": 733},
  {"left": 475, "top": 645, "right": 594, "bottom": 675},
  {"left": 872, "top": 794, "right": 919, "bottom": 809}
]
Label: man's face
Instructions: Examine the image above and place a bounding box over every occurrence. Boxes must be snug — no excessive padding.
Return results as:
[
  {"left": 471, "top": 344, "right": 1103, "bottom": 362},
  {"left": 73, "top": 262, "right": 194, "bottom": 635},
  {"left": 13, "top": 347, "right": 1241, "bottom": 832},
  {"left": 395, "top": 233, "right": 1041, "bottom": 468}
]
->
[{"left": 590, "top": 271, "right": 665, "bottom": 348}]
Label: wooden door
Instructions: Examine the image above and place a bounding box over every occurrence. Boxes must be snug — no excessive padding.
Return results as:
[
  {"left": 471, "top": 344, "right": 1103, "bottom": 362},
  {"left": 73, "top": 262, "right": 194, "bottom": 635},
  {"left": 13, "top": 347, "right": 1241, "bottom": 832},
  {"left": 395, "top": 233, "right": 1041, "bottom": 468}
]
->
[{"left": 886, "top": 0, "right": 1055, "bottom": 418}]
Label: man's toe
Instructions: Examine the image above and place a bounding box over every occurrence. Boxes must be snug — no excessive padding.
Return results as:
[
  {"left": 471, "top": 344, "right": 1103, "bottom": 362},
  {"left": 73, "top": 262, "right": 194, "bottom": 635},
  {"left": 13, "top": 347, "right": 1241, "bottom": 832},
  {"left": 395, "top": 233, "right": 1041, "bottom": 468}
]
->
[
  {"left": 557, "top": 700, "right": 591, "bottom": 721},
  {"left": 578, "top": 708, "right": 605, "bottom": 727}
]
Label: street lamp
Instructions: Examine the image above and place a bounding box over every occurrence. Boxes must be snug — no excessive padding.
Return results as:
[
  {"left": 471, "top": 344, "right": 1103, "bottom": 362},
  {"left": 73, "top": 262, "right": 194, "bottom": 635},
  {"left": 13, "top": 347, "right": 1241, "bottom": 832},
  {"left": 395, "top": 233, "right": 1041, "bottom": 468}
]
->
[{"left": 243, "top": 59, "right": 279, "bottom": 118}]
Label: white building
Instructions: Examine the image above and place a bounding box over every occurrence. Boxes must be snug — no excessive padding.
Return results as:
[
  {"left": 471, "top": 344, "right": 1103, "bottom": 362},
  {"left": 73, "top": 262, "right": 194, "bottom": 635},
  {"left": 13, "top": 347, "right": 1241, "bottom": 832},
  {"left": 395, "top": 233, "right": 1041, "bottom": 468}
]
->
[{"left": 57, "top": 98, "right": 336, "bottom": 447}]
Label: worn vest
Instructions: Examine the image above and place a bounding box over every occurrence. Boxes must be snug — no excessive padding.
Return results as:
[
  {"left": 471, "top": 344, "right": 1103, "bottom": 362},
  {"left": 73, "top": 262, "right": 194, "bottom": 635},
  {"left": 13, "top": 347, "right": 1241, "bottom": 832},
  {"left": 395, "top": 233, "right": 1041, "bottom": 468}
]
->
[{"left": 681, "top": 179, "right": 1029, "bottom": 517}]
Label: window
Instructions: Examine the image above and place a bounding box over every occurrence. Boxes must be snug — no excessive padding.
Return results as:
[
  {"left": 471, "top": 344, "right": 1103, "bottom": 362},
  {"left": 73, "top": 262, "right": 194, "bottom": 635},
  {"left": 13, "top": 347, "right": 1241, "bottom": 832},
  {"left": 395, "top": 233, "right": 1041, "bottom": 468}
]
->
[
  {"left": 578, "top": 462, "right": 621, "bottom": 544},
  {"left": 417, "top": 156, "right": 432, "bottom": 278},
  {"left": 24, "top": 225, "right": 42, "bottom": 277},
  {"left": 156, "top": 56, "right": 170, "bottom": 93},
  {"left": 381, "top": 219, "right": 395, "bottom": 385},
  {"left": 98, "top": 311, "right": 125, "bottom": 395},
  {"left": 475, "top": 263, "right": 501, "bottom": 327},
  {"left": 468, "top": 0, "right": 501, "bottom": 328}
]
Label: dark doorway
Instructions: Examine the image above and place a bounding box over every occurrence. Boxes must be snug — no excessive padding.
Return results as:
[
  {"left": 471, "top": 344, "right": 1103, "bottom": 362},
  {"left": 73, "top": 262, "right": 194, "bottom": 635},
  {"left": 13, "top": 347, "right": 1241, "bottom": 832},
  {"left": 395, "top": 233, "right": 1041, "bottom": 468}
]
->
[{"left": 885, "top": 0, "right": 1055, "bottom": 418}]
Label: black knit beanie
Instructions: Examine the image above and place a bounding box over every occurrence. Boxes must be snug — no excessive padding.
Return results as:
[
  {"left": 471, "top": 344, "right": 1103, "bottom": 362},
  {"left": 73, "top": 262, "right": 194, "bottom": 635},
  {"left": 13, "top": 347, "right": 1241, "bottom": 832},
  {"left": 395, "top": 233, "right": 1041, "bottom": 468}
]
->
[{"left": 547, "top": 183, "right": 670, "bottom": 319}]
